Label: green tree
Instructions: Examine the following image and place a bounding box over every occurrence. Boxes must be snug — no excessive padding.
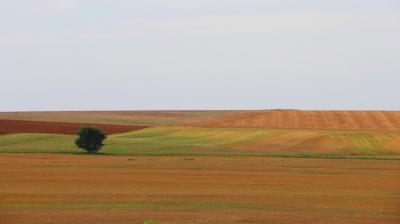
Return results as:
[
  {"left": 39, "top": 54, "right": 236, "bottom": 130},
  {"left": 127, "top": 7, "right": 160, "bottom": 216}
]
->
[{"left": 75, "top": 127, "right": 107, "bottom": 153}]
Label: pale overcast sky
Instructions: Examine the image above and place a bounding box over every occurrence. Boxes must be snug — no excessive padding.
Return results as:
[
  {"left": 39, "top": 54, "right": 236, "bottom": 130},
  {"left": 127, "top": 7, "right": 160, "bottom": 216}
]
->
[{"left": 1, "top": 0, "right": 399, "bottom": 111}]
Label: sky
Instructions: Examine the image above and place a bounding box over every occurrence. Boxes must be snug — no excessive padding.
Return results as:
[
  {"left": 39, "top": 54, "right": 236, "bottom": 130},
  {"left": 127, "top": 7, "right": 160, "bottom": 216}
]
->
[{"left": 1, "top": 0, "right": 400, "bottom": 111}]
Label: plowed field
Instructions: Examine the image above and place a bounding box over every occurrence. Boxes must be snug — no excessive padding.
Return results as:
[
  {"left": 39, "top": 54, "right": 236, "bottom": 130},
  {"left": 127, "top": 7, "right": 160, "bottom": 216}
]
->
[
  {"left": 1, "top": 154, "right": 399, "bottom": 224},
  {"left": 192, "top": 110, "right": 400, "bottom": 131},
  {"left": 0, "top": 119, "right": 147, "bottom": 135},
  {"left": 0, "top": 111, "right": 233, "bottom": 126},
  {"left": 1, "top": 110, "right": 400, "bottom": 131}
]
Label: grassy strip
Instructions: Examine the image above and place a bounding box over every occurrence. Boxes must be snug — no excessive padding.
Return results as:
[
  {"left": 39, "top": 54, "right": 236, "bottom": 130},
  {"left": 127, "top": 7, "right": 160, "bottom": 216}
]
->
[
  {"left": 0, "top": 150, "right": 399, "bottom": 160},
  {"left": 3, "top": 201, "right": 397, "bottom": 216},
  {"left": 0, "top": 201, "right": 262, "bottom": 210},
  {"left": 1, "top": 129, "right": 400, "bottom": 160}
]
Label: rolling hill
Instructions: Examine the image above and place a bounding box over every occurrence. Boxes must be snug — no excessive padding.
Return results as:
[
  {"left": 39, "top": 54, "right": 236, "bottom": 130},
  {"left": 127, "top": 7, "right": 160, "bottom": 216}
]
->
[
  {"left": 189, "top": 110, "right": 400, "bottom": 131},
  {"left": 1, "top": 127, "right": 399, "bottom": 156},
  {"left": 1, "top": 110, "right": 400, "bottom": 157},
  {"left": 1, "top": 110, "right": 399, "bottom": 131}
]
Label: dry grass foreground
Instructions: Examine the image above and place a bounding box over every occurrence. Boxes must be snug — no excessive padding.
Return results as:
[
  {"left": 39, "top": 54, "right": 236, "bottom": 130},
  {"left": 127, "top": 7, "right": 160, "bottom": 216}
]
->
[
  {"left": 0, "top": 154, "right": 399, "bottom": 224},
  {"left": 1, "top": 110, "right": 400, "bottom": 131}
]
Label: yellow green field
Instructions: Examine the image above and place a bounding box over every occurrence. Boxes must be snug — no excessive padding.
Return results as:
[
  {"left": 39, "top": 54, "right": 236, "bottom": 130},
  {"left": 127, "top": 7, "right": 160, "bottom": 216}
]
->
[{"left": 1, "top": 127, "right": 400, "bottom": 158}]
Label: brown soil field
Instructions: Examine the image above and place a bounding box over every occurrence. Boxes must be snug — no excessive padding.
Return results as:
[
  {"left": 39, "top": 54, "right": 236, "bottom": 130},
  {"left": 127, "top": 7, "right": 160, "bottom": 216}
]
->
[
  {"left": 1, "top": 110, "right": 400, "bottom": 131},
  {"left": 0, "top": 119, "right": 148, "bottom": 135},
  {"left": 0, "top": 154, "right": 399, "bottom": 224},
  {"left": 0, "top": 111, "right": 234, "bottom": 126},
  {"left": 191, "top": 110, "right": 400, "bottom": 131}
]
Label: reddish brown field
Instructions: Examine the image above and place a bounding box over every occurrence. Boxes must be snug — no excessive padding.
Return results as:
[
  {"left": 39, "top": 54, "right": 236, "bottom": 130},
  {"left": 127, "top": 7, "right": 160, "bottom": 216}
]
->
[
  {"left": 0, "top": 119, "right": 147, "bottom": 135},
  {"left": 193, "top": 110, "right": 400, "bottom": 131},
  {"left": 0, "top": 111, "right": 234, "bottom": 126},
  {"left": 0, "top": 154, "right": 399, "bottom": 224}
]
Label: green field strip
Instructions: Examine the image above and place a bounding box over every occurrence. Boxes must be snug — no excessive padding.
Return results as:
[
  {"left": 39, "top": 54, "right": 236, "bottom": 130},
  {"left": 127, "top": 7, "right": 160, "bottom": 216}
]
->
[
  {"left": 1, "top": 127, "right": 400, "bottom": 158},
  {"left": 2, "top": 201, "right": 398, "bottom": 216}
]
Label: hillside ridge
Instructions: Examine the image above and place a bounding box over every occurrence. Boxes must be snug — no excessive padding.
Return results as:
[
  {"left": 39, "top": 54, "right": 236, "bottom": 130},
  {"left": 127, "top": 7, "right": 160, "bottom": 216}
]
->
[
  {"left": 0, "top": 110, "right": 399, "bottom": 131},
  {"left": 190, "top": 110, "right": 400, "bottom": 131}
]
